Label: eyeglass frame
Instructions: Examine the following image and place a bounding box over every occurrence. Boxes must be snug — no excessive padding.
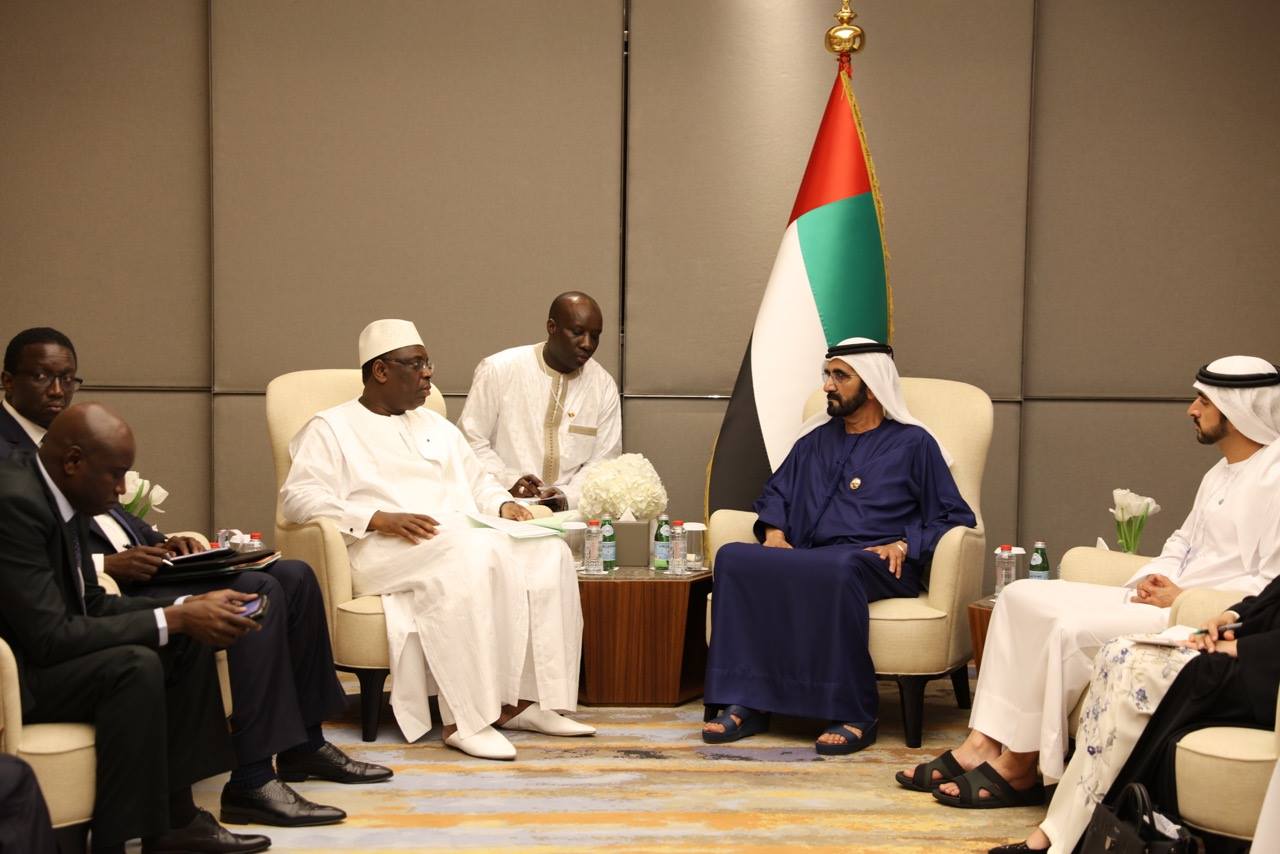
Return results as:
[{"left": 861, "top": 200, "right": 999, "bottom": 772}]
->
[
  {"left": 11, "top": 370, "right": 85, "bottom": 392},
  {"left": 380, "top": 357, "right": 434, "bottom": 374},
  {"left": 821, "top": 367, "right": 859, "bottom": 386}
]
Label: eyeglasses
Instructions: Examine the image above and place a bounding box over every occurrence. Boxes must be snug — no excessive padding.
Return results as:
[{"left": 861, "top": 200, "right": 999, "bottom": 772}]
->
[
  {"left": 821, "top": 368, "right": 857, "bottom": 385},
  {"left": 382, "top": 357, "right": 434, "bottom": 374},
  {"left": 15, "top": 371, "right": 84, "bottom": 391}
]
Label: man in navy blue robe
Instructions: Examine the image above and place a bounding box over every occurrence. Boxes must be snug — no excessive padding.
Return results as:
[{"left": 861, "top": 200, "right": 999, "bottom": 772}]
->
[{"left": 703, "top": 338, "right": 975, "bottom": 754}]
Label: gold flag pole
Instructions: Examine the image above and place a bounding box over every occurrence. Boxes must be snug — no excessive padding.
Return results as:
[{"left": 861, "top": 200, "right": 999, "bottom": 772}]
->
[{"left": 825, "top": 0, "right": 865, "bottom": 56}]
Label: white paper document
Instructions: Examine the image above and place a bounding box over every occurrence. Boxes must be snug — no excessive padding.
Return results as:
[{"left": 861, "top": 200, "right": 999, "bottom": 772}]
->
[{"left": 466, "top": 512, "right": 559, "bottom": 539}]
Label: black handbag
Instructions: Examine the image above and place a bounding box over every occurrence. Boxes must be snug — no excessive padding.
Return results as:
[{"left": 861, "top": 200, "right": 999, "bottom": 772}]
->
[{"left": 1077, "top": 783, "right": 1203, "bottom": 854}]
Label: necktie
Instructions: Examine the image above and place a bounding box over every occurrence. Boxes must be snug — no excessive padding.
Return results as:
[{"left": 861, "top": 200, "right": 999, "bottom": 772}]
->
[
  {"left": 66, "top": 516, "right": 87, "bottom": 614},
  {"left": 109, "top": 506, "right": 140, "bottom": 547}
]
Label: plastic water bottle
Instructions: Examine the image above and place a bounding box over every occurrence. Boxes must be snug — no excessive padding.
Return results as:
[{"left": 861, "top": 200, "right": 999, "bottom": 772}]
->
[
  {"left": 994, "top": 544, "right": 1017, "bottom": 596},
  {"left": 1029, "top": 540, "right": 1051, "bottom": 581},
  {"left": 669, "top": 521, "right": 688, "bottom": 575},
  {"left": 651, "top": 514, "right": 671, "bottom": 571},
  {"left": 247, "top": 531, "right": 264, "bottom": 551},
  {"left": 583, "top": 520, "right": 605, "bottom": 575}
]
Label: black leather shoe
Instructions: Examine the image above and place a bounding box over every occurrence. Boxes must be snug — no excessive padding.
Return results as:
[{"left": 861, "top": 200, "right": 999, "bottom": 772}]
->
[
  {"left": 142, "top": 808, "right": 271, "bottom": 853},
  {"left": 277, "top": 742, "right": 393, "bottom": 784},
  {"left": 220, "top": 778, "right": 346, "bottom": 827}
]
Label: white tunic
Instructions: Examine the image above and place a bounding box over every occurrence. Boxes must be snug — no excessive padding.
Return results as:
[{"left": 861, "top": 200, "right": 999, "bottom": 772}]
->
[
  {"left": 457, "top": 343, "right": 621, "bottom": 507},
  {"left": 971, "top": 444, "right": 1280, "bottom": 778},
  {"left": 280, "top": 399, "right": 583, "bottom": 741}
]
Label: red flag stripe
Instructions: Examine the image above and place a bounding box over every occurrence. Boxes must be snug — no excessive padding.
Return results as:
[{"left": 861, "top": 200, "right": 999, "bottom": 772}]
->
[{"left": 788, "top": 57, "right": 872, "bottom": 225}]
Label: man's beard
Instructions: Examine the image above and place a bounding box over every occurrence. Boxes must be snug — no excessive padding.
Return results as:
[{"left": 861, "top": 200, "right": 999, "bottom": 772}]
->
[
  {"left": 826, "top": 383, "right": 869, "bottom": 418},
  {"left": 1194, "top": 417, "right": 1229, "bottom": 445}
]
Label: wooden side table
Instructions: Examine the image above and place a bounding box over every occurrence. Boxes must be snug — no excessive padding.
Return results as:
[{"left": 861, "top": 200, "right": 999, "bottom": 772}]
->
[
  {"left": 967, "top": 596, "right": 996, "bottom": 675},
  {"left": 577, "top": 567, "right": 713, "bottom": 705}
]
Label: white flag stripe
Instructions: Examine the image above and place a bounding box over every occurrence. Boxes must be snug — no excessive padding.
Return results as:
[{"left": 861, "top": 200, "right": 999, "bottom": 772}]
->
[{"left": 750, "top": 221, "right": 827, "bottom": 472}]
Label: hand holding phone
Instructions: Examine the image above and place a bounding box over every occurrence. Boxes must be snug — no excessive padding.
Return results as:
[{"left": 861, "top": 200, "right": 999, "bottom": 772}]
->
[{"left": 239, "top": 594, "right": 270, "bottom": 622}]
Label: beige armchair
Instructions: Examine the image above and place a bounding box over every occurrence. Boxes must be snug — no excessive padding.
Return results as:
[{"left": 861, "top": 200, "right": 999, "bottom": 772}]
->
[
  {"left": 265, "top": 369, "right": 447, "bottom": 741},
  {"left": 1060, "top": 547, "right": 1275, "bottom": 841},
  {"left": 706, "top": 377, "right": 992, "bottom": 748}
]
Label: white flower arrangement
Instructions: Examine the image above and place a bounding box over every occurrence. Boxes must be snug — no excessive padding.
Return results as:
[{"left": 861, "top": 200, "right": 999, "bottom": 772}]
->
[
  {"left": 1108, "top": 488, "right": 1160, "bottom": 554},
  {"left": 578, "top": 453, "right": 668, "bottom": 521},
  {"left": 121, "top": 470, "right": 168, "bottom": 519}
]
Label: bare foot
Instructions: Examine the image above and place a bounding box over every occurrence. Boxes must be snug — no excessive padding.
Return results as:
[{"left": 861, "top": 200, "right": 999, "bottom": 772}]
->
[
  {"left": 936, "top": 749, "right": 1038, "bottom": 799},
  {"left": 1025, "top": 828, "right": 1050, "bottom": 849},
  {"left": 815, "top": 723, "right": 864, "bottom": 746}
]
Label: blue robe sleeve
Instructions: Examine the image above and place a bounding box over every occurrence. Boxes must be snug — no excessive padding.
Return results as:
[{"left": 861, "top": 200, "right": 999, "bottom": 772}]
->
[
  {"left": 902, "top": 433, "right": 976, "bottom": 561},
  {"left": 751, "top": 438, "right": 806, "bottom": 543}
]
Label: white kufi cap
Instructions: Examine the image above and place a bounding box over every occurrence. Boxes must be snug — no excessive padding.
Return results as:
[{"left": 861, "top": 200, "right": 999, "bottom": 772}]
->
[{"left": 358, "top": 319, "right": 425, "bottom": 366}]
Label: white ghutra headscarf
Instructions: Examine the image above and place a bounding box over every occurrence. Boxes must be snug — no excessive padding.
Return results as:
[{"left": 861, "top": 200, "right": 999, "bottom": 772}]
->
[
  {"left": 797, "top": 336, "right": 954, "bottom": 467},
  {"left": 1192, "top": 355, "right": 1280, "bottom": 446}
]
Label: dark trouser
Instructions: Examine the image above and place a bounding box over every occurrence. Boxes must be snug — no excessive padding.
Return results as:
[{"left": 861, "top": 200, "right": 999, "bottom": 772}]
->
[
  {"left": 131, "top": 560, "right": 347, "bottom": 766},
  {"left": 22, "top": 637, "right": 234, "bottom": 846},
  {"left": 706, "top": 543, "right": 920, "bottom": 724},
  {"left": 0, "top": 755, "right": 56, "bottom": 853}
]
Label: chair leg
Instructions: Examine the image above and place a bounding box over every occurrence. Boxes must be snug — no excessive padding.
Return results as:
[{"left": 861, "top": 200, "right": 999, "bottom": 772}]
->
[
  {"left": 896, "top": 676, "right": 928, "bottom": 748},
  {"left": 354, "top": 668, "right": 390, "bottom": 742},
  {"left": 950, "top": 665, "right": 972, "bottom": 709}
]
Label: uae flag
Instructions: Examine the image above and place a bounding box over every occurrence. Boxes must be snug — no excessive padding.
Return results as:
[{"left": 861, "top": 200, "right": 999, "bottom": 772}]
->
[{"left": 706, "top": 54, "right": 892, "bottom": 515}]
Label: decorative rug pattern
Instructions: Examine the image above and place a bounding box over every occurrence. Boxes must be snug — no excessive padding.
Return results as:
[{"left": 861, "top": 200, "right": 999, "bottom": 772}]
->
[{"left": 189, "top": 678, "right": 1045, "bottom": 852}]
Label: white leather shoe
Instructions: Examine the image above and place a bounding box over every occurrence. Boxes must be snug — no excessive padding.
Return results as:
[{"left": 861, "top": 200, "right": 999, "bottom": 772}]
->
[
  {"left": 444, "top": 725, "right": 517, "bottom": 760},
  {"left": 501, "top": 706, "right": 596, "bottom": 737}
]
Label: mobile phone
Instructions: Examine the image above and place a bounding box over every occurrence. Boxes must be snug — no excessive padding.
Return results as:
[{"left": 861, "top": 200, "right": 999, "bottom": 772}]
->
[{"left": 239, "top": 594, "right": 269, "bottom": 622}]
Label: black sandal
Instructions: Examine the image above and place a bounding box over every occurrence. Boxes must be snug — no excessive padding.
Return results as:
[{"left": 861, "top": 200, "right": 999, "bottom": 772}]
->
[
  {"left": 814, "top": 720, "right": 877, "bottom": 755},
  {"left": 895, "top": 749, "right": 965, "bottom": 791},
  {"left": 701, "top": 704, "right": 770, "bottom": 744},
  {"left": 930, "top": 762, "right": 1045, "bottom": 809}
]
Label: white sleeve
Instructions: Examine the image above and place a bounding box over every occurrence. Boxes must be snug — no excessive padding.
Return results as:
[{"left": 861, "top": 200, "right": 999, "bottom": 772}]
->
[
  {"left": 1122, "top": 469, "right": 1214, "bottom": 587},
  {"left": 560, "top": 376, "right": 622, "bottom": 508},
  {"left": 456, "top": 359, "right": 511, "bottom": 485},
  {"left": 280, "top": 419, "right": 382, "bottom": 540},
  {"left": 453, "top": 425, "right": 514, "bottom": 516}
]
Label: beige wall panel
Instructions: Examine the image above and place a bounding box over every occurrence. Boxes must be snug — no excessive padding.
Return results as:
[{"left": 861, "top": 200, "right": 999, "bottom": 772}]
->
[
  {"left": 211, "top": 1, "right": 622, "bottom": 393},
  {"left": 622, "top": 398, "right": 727, "bottom": 524},
  {"left": 80, "top": 390, "right": 211, "bottom": 536},
  {"left": 0, "top": 1, "right": 209, "bottom": 387},
  {"left": 1019, "top": 402, "right": 1215, "bottom": 562},
  {"left": 1025, "top": 1, "right": 1280, "bottom": 397},
  {"left": 980, "top": 402, "right": 1020, "bottom": 594},
  {"left": 212, "top": 394, "right": 277, "bottom": 542},
  {"left": 626, "top": 0, "right": 1032, "bottom": 397}
]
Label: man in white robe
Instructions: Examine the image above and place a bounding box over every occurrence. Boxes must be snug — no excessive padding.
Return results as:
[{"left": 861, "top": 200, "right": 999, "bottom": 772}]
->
[
  {"left": 457, "top": 292, "right": 621, "bottom": 509},
  {"left": 898, "top": 355, "right": 1280, "bottom": 804},
  {"left": 280, "top": 319, "right": 592, "bottom": 761}
]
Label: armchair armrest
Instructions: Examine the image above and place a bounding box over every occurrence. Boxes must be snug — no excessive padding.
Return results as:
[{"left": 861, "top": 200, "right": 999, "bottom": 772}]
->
[
  {"left": 276, "top": 518, "right": 355, "bottom": 634},
  {"left": 707, "top": 509, "right": 758, "bottom": 570},
  {"left": 0, "top": 637, "right": 22, "bottom": 754},
  {"left": 1169, "top": 588, "right": 1245, "bottom": 629},
  {"left": 1059, "top": 546, "right": 1148, "bottom": 587}
]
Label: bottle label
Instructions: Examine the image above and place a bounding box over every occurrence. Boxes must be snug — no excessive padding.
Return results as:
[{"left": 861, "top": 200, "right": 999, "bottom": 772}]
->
[
  {"left": 658, "top": 523, "right": 670, "bottom": 538},
  {"left": 602, "top": 541, "right": 617, "bottom": 562},
  {"left": 601, "top": 523, "right": 614, "bottom": 537},
  {"left": 654, "top": 541, "right": 670, "bottom": 560},
  {"left": 1030, "top": 553, "right": 1044, "bottom": 566}
]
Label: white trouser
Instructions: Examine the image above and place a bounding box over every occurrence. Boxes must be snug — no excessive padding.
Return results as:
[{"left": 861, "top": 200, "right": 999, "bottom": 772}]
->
[{"left": 970, "top": 579, "right": 1170, "bottom": 777}]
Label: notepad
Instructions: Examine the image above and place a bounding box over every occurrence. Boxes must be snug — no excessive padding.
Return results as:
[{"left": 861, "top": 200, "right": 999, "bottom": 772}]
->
[{"left": 465, "top": 512, "right": 559, "bottom": 539}]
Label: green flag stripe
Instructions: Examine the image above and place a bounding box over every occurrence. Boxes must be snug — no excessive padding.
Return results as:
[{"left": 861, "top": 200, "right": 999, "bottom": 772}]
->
[{"left": 795, "top": 192, "right": 889, "bottom": 346}]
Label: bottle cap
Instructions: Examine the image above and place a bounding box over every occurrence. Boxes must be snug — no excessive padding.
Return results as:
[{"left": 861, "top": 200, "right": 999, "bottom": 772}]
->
[
  {"left": 673, "top": 520, "right": 684, "bottom": 525},
  {"left": 999, "top": 543, "right": 1012, "bottom": 551},
  {"left": 588, "top": 519, "right": 600, "bottom": 525},
  {"left": 1034, "top": 540, "right": 1046, "bottom": 548},
  {"left": 250, "top": 532, "right": 262, "bottom": 538}
]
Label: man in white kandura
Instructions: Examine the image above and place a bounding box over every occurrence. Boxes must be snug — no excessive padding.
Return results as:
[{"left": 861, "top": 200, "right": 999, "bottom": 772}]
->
[
  {"left": 457, "top": 291, "right": 621, "bottom": 510},
  {"left": 280, "top": 319, "right": 592, "bottom": 761},
  {"left": 898, "top": 355, "right": 1280, "bottom": 807}
]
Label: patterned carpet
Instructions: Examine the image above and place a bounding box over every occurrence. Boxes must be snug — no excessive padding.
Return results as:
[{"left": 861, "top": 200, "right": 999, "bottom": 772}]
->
[{"left": 189, "top": 676, "right": 1045, "bottom": 853}]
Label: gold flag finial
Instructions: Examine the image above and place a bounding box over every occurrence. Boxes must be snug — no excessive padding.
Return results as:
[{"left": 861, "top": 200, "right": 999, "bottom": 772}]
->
[{"left": 825, "top": 0, "right": 864, "bottom": 55}]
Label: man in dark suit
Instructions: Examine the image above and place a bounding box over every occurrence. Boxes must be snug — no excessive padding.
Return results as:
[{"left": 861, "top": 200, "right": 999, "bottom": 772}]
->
[
  {"left": 0, "top": 328, "right": 392, "bottom": 830},
  {"left": 0, "top": 402, "right": 269, "bottom": 853}
]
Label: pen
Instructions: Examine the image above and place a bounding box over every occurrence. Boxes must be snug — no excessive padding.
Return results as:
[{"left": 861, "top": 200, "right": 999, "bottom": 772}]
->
[{"left": 1189, "top": 621, "right": 1243, "bottom": 637}]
